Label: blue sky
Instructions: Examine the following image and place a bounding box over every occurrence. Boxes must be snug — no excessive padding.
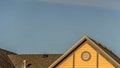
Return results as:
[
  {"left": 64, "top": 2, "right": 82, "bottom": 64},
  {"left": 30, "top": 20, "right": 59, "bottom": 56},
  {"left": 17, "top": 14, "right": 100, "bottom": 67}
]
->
[{"left": 0, "top": 0, "right": 120, "bottom": 57}]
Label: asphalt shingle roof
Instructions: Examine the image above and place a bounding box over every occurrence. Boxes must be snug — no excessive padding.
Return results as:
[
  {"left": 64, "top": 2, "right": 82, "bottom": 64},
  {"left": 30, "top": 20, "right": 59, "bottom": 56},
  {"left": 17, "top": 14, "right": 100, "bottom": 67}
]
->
[
  {"left": 0, "top": 36, "right": 120, "bottom": 68},
  {"left": 8, "top": 54, "right": 62, "bottom": 68},
  {"left": 0, "top": 48, "right": 16, "bottom": 68}
]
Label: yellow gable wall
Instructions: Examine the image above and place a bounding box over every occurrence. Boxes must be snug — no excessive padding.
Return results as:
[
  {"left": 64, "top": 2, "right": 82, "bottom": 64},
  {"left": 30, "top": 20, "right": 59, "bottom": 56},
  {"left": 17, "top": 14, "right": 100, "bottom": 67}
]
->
[
  {"left": 56, "top": 43, "right": 115, "bottom": 68},
  {"left": 56, "top": 54, "right": 73, "bottom": 68},
  {"left": 99, "top": 54, "right": 114, "bottom": 68},
  {"left": 75, "top": 43, "right": 97, "bottom": 68}
]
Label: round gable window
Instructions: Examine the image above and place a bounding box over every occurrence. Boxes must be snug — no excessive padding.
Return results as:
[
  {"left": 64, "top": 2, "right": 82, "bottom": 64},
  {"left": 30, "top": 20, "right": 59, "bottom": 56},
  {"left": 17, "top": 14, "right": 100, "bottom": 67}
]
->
[{"left": 81, "top": 51, "right": 91, "bottom": 61}]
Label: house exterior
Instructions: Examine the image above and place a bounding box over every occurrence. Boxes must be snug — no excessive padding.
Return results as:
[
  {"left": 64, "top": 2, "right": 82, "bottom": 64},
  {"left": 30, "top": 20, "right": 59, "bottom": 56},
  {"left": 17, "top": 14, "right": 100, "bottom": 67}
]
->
[{"left": 0, "top": 36, "right": 120, "bottom": 68}]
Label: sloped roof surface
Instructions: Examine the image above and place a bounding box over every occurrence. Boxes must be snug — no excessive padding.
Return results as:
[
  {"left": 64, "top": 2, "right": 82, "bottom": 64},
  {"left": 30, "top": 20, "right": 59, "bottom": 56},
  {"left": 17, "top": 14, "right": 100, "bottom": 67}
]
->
[
  {"left": 8, "top": 54, "right": 62, "bottom": 68},
  {"left": 89, "top": 38, "right": 120, "bottom": 64},
  {"left": 0, "top": 48, "right": 16, "bottom": 68}
]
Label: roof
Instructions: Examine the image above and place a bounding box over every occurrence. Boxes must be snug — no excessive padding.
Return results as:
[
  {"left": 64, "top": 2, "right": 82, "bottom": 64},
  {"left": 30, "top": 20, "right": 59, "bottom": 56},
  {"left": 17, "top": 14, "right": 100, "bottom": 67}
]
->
[
  {"left": 49, "top": 36, "right": 120, "bottom": 68},
  {"left": 0, "top": 48, "right": 16, "bottom": 68},
  {"left": 8, "top": 54, "right": 62, "bottom": 68},
  {"left": 0, "top": 36, "right": 120, "bottom": 68},
  {"left": 89, "top": 37, "right": 120, "bottom": 64}
]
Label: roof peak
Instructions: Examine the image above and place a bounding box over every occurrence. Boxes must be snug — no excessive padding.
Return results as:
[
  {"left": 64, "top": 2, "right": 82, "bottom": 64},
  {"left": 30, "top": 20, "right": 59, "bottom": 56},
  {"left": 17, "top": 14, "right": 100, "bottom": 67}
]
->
[{"left": 49, "top": 36, "right": 120, "bottom": 68}]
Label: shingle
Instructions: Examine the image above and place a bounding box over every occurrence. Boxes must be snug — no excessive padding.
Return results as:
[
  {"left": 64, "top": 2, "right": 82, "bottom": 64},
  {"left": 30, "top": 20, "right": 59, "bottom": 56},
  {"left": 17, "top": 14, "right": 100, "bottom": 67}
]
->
[
  {"left": 89, "top": 38, "right": 120, "bottom": 64},
  {"left": 0, "top": 48, "right": 16, "bottom": 68},
  {"left": 8, "top": 54, "right": 62, "bottom": 68}
]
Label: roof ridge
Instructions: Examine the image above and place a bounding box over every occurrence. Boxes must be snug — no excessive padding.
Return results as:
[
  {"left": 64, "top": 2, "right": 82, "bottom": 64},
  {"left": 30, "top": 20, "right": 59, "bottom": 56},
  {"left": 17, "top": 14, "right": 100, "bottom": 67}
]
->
[
  {"left": 0, "top": 48, "right": 16, "bottom": 54},
  {"left": 87, "top": 37, "right": 120, "bottom": 64},
  {"left": 9, "top": 54, "right": 62, "bottom": 55}
]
